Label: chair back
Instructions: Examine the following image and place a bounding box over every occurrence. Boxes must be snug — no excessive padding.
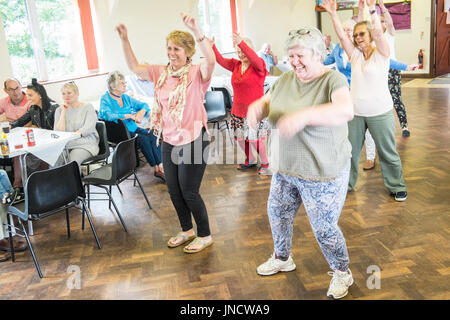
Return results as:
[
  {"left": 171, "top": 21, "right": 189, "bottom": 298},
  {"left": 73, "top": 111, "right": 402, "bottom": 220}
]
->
[
  {"left": 212, "top": 87, "right": 232, "bottom": 111},
  {"left": 24, "top": 161, "right": 84, "bottom": 215},
  {"left": 96, "top": 121, "right": 110, "bottom": 159},
  {"left": 111, "top": 136, "right": 137, "bottom": 181},
  {"left": 104, "top": 119, "right": 131, "bottom": 146},
  {"left": 204, "top": 91, "right": 227, "bottom": 122}
]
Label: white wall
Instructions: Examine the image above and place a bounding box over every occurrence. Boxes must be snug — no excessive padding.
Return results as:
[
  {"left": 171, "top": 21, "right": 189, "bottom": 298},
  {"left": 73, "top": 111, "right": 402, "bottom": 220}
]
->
[{"left": 241, "top": 0, "right": 317, "bottom": 61}]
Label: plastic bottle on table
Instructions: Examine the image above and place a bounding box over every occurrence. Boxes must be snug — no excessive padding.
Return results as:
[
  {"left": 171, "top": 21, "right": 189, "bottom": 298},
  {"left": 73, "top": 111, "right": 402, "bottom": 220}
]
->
[{"left": 0, "top": 132, "right": 10, "bottom": 155}]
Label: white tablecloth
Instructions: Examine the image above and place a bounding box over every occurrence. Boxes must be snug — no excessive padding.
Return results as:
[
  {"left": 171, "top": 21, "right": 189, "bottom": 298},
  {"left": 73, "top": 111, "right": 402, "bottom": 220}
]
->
[{"left": 5, "top": 127, "right": 80, "bottom": 166}]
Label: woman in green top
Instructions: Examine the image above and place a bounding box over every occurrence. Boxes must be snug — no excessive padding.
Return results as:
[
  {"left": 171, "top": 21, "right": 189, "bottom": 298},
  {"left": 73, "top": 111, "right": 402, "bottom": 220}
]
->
[{"left": 247, "top": 26, "right": 355, "bottom": 299}]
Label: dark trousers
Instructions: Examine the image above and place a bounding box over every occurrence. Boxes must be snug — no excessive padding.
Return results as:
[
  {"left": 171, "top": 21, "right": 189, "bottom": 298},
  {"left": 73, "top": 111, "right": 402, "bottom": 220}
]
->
[
  {"left": 162, "top": 130, "right": 211, "bottom": 237},
  {"left": 134, "top": 127, "right": 162, "bottom": 167},
  {"left": 388, "top": 68, "right": 408, "bottom": 129}
]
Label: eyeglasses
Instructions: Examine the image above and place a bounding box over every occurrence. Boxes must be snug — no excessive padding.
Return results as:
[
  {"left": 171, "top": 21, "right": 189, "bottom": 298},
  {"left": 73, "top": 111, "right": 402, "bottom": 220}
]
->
[
  {"left": 5, "top": 86, "right": 21, "bottom": 92},
  {"left": 289, "top": 29, "right": 311, "bottom": 37},
  {"left": 353, "top": 32, "right": 366, "bottom": 38}
]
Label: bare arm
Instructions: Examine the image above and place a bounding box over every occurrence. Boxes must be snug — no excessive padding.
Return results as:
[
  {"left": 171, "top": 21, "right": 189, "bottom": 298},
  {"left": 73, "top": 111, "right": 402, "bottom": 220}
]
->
[
  {"left": 357, "top": 0, "right": 365, "bottom": 22},
  {"left": 181, "top": 13, "right": 215, "bottom": 82},
  {"left": 321, "top": 0, "right": 355, "bottom": 59},
  {"left": 367, "top": 0, "right": 390, "bottom": 58},
  {"left": 277, "top": 86, "right": 354, "bottom": 138},
  {"left": 54, "top": 107, "right": 66, "bottom": 131},
  {"left": 116, "top": 24, "right": 151, "bottom": 81},
  {"left": 378, "top": 0, "right": 395, "bottom": 36},
  {"left": 247, "top": 93, "right": 271, "bottom": 129}
]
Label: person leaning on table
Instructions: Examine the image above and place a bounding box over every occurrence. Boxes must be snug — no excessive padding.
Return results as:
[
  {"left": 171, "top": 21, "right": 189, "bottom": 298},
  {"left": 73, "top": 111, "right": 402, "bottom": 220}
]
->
[
  {"left": 247, "top": 26, "right": 355, "bottom": 299},
  {"left": 11, "top": 78, "right": 58, "bottom": 130}
]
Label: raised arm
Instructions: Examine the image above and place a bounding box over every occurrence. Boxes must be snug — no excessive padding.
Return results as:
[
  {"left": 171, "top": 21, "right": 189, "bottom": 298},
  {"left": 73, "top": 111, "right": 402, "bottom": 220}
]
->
[
  {"left": 181, "top": 12, "right": 215, "bottom": 82},
  {"left": 367, "top": 0, "right": 390, "bottom": 58},
  {"left": 116, "top": 24, "right": 151, "bottom": 81},
  {"left": 357, "top": 0, "right": 365, "bottom": 22},
  {"left": 208, "top": 36, "right": 237, "bottom": 72},
  {"left": 54, "top": 106, "right": 66, "bottom": 131},
  {"left": 321, "top": 0, "right": 355, "bottom": 59},
  {"left": 234, "top": 35, "right": 266, "bottom": 74},
  {"left": 378, "top": 0, "right": 395, "bottom": 36}
]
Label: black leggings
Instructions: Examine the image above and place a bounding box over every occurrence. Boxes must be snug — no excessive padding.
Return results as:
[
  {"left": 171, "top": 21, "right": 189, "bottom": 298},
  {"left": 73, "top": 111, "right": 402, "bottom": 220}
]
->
[{"left": 162, "top": 129, "right": 211, "bottom": 237}]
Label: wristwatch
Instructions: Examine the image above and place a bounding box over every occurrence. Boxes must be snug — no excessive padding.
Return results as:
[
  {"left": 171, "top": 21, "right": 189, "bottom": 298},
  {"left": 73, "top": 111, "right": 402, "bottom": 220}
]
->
[{"left": 369, "top": 9, "right": 377, "bottom": 15}]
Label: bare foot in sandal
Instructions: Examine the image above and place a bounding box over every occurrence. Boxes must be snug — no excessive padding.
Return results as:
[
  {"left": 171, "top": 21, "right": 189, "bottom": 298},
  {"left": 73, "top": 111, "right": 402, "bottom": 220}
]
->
[
  {"left": 183, "top": 235, "right": 213, "bottom": 253},
  {"left": 168, "top": 230, "right": 196, "bottom": 248}
]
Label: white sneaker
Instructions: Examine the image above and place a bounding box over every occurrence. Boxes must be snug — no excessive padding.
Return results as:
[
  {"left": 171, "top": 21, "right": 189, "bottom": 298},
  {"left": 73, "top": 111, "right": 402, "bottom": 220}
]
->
[
  {"left": 327, "top": 269, "right": 354, "bottom": 299},
  {"left": 257, "top": 253, "right": 296, "bottom": 276}
]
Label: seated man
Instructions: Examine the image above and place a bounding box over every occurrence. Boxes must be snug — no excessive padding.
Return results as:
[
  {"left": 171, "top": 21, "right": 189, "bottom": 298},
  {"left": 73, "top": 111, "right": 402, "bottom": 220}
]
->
[
  {"left": 0, "top": 169, "right": 27, "bottom": 262},
  {"left": 257, "top": 43, "right": 278, "bottom": 73},
  {"left": 323, "top": 34, "right": 335, "bottom": 56},
  {"left": 0, "top": 78, "right": 31, "bottom": 200}
]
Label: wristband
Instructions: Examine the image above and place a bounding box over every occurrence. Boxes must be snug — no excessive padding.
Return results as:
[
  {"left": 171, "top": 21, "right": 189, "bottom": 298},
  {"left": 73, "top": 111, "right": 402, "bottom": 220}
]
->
[{"left": 369, "top": 9, "right": 377, "bottom": 15}]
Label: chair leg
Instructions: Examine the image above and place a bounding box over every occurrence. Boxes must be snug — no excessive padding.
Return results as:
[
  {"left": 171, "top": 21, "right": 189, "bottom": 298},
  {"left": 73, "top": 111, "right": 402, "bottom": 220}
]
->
[
  {"left": 18, "top": 219, "right": 42, "bottom": 278},
  {"left": 81, "top": 199, "right": 101, "bottom": 249},
  {"left": 66, "top": 208, "right": 71, "bottom": 239},
  {"left": 100, "top": 185, "right": 128, "bottom": 232},
  {"left": 134, "top": 171, "right": 152, "bottom": 210},
  {"left": 7, "top": 214, "right": 15, "bottom": 262},
  {"left": 108, "top": 186, "right": 112, "bottom": 209},
  {"left": 116, "top": 184, "right": 123, "bottom": 195}
]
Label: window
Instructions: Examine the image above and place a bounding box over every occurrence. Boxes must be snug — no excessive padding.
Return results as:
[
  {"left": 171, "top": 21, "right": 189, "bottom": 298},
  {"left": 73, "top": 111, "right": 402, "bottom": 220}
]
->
[
  {"left": 0, "top": 0, "right": 97, "bottom": 83},
  {"left": 198, "top": 0, "right": 235, "bottom": 53}
]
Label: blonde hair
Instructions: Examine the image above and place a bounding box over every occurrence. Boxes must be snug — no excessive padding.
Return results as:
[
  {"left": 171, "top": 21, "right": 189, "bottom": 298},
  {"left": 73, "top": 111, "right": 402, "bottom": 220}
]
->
[
  {"left": 166, "top": 30, "right": 196, "bottom": 60},
  {"left": 61, "top": 81, "right": 79, "bottom": 95},
  {"left": 353, "top": 21, "right": 373, "bottom": 47}
]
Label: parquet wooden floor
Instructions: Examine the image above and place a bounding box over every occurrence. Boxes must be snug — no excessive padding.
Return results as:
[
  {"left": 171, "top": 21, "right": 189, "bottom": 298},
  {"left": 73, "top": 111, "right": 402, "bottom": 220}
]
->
[{"left": 0, "top": 83, "right": 449, "bottom": 300}]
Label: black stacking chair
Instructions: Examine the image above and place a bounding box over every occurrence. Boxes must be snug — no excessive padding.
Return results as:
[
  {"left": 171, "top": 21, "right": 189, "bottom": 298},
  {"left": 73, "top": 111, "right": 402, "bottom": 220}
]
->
[
  {"left": 81, "top": 121, "right": 110, "bottom": 175},
  {"left": 204, "top": 90, "right": 232, "bottom": 144},
  {"left": 211, "top": 87, "right": 233, "bottom": 112},
  {"left": 6, "top": 161, "right": 102, "bottom": 278},
  {"left": 82, "top": 136, "right": 151, "bottom": 233}
]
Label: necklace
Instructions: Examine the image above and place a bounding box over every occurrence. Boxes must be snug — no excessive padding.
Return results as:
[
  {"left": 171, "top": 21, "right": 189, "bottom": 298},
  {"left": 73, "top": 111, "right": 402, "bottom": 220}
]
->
[{"left": 109, "top": 91, "right": 122, "bottom": 99}]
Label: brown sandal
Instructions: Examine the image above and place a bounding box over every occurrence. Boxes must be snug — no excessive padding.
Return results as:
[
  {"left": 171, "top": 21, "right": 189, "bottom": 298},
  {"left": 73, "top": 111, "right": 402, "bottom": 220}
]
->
[{"left": 183, "top": 237, "right": 213, "bottom": 253}]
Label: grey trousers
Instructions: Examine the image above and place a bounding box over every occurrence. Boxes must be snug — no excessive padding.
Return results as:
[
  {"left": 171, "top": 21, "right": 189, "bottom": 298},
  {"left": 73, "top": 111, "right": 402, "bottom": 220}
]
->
[{"left": 348, "top": 110, "right": 406, "bottom": 193}]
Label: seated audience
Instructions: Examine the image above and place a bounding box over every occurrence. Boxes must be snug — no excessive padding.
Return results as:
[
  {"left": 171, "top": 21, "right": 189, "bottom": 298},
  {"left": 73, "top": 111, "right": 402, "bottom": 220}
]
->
[
  {"left": 0, "top": 78, "right": 31, "bottom": 198},
  {"left": 54, "top": 81, "right": 99, "bottom": 167},
  {"left": 99, "top": 71, "right": 164, "bottom": 180},
  {"left": 257, "top": 43, "right": 278, "bottom": 73},
  {"left": 11, "top": 78, "right": 58, "bottom": 130}
]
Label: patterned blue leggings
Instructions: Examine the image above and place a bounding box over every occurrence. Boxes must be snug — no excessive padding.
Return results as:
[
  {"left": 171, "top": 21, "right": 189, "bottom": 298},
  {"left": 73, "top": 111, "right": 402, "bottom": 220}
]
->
[{"left": 267, "top": 164, "right": 350, "bottom": 271}]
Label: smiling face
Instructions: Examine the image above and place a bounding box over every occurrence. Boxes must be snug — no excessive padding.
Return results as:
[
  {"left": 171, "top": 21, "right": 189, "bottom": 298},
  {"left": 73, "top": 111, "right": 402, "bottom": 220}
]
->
[
  {"left": 26, "top": 88, "right": 41, "bottom": 106},
  {"left": 288, "top": 45, "right": 322, "bottom": 82},
  {"left": 353, "top": 24, "right": 372, "bottom": 49},
  {"left": 167, "top": 40, "right": 189, "bottom": 71},
  {"left": 236, "top": 45, "right": 249, "bottom": 64},
  {"left": 4, "top": 79, "right": 24, "bottom": 104}
]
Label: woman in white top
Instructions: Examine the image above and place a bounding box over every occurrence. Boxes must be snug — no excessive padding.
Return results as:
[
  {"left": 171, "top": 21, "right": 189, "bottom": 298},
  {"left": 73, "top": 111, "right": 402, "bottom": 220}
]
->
[{"left": 321, "top": 0, "right": 407, "bottom": 201}]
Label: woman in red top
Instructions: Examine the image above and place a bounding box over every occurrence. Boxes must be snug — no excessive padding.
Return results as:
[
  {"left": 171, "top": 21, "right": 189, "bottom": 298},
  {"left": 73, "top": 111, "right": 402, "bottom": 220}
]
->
[{"left": 209, "top": 33, "right": 270, "bottom": 174}]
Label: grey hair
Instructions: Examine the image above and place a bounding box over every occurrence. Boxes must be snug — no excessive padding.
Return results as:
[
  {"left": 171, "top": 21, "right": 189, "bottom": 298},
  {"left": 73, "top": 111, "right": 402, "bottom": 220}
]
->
[
  {"left": 107, "top": 71, "right": 125, "bottom": 92},
  {"left": 285, "top": 26, "right": 327, "bottom": 62}
]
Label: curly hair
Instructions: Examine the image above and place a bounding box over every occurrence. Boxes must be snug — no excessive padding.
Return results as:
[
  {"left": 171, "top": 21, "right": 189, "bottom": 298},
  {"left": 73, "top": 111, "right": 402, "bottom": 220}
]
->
[{"left": 166, "top": 30, "right": 196, "bottom": 60}]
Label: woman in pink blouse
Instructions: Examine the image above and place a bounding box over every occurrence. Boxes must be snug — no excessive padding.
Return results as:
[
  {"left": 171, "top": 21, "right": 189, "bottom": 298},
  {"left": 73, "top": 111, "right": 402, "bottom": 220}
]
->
[{"left": 116, "top": 13, "right": 215, "bottom": 253}]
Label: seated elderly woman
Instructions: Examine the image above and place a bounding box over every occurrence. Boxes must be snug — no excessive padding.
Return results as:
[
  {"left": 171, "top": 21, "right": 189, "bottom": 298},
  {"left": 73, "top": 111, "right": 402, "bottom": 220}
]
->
[
  {"left": 54, "top": 81, "right": 99, "bottom": 167},
  {"left": 247, "top": 26, "right": 354, "bottom": 299},
  {"left": 99, "top": 71, "right": 164, "bottom": 180}
]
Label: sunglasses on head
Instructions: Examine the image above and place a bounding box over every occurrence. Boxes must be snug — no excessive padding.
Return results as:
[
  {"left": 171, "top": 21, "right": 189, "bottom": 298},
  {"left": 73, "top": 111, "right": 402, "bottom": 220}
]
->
[{"left": 353, "top": 31, "right": 366, "bottom": 38}]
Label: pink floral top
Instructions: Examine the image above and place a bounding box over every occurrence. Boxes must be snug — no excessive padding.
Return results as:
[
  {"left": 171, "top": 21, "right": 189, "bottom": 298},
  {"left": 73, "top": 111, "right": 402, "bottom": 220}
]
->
[{"left": 146, "top": 64, "right": 211, "bottom": 146}]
